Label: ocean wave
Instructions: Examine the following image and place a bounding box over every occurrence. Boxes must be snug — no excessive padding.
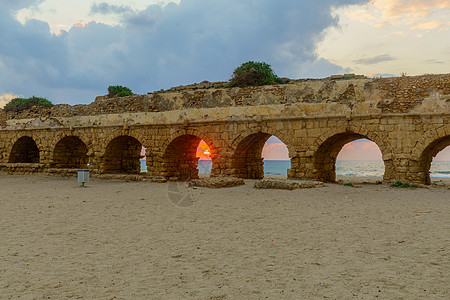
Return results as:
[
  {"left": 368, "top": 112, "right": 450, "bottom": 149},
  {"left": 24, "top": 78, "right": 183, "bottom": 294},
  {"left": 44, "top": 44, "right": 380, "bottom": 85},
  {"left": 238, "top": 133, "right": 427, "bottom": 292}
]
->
[{"left": 432, "top": 171, "right": 450, "bottom": 175}]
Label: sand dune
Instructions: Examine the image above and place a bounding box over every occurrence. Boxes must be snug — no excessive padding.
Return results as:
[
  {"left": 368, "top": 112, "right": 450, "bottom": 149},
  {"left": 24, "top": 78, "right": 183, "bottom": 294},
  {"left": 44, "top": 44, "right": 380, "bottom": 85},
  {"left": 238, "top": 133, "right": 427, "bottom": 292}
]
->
[{"left": 1, "top": 175, "right": 449, "bottom": 299}]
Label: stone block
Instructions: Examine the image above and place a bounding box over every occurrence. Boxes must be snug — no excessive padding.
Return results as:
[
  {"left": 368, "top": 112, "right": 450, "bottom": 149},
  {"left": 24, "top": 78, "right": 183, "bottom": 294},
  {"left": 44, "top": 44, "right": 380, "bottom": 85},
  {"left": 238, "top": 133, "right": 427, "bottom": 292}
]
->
[{"left": 305, "top": 151, "right": 314, "bottom": 157}]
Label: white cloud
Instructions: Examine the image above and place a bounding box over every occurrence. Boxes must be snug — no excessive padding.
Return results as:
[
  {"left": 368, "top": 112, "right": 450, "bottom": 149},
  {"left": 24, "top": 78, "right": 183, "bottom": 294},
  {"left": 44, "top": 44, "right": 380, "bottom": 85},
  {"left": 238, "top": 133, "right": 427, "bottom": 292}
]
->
[{"left": 0, "top": 93, "right": 21, "bottom": 108}]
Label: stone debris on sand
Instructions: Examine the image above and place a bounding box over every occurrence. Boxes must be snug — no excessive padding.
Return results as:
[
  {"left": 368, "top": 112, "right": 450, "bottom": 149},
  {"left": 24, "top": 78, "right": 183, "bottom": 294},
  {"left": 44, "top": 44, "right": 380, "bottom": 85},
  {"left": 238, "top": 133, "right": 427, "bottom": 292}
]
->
[
  {"left": 189, "top": 177, "right": 245, "bottom": 188},
  {"left": 254, "top": 179, "right": 324, "bottom": 190},
  {"left": 96, "top": 174, "right": 146, "bottom": 181}
]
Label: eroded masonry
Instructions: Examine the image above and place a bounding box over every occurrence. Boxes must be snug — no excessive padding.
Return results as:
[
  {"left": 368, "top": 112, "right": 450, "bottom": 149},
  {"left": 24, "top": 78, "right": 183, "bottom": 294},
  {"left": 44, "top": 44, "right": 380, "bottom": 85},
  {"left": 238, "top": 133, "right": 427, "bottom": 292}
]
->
[{"left": 1, "top": 74, "right": 449, "bottom": 184}]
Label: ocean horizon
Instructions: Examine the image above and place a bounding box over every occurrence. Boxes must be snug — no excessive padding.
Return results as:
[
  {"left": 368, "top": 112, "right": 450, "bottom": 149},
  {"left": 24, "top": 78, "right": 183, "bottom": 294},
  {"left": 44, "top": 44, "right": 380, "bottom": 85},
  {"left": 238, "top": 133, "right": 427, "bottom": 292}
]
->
[{"left": 141, "top": 160, "right": 450, "bottom": 178}]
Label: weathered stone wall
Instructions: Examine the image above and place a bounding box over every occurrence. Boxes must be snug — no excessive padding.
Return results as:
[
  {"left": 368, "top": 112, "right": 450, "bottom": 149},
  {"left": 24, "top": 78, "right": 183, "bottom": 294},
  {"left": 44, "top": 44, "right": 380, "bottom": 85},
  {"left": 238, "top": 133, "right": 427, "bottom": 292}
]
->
[
  {"left": 6, "top": 74, "right": 450, "bottom": 121},
  {"left": 1, "top": 74, "right": 449, "bottom": 184},
  {"left": 0, "top": 110, "right": 6, "bottom": 128},
  {"left": 372, "top": 75, "right": 450, "bottom": 113}
]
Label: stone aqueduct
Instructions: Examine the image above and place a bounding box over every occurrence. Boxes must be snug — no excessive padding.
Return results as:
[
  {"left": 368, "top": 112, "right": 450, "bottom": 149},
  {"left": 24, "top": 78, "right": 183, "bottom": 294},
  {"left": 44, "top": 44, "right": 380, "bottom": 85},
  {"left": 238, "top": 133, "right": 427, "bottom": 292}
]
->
[{"left": 0, "top": 74, "right": 449, "bottom": 184}]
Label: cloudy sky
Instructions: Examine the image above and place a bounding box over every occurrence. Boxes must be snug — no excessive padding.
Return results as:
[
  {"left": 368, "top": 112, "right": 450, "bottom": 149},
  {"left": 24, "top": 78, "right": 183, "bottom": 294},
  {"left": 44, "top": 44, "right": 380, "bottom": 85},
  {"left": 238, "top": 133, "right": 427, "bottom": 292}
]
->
[
  {"left": 0, "top": 0, "right": 449, "bottom": 160},
  {"left": 1, "top": 0, "right": 449, "bottom": 106}
]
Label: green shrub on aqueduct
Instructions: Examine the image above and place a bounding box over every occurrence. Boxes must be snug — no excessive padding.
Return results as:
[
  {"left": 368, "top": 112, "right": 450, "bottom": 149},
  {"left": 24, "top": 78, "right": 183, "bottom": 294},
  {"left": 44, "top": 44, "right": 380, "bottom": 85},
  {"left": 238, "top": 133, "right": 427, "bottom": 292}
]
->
[
  {"left": 3, "top": 96, "right": 54, "bottom": 112},
  {"left": 108, "top": 85, "right": 133, "bottom": 97},
  {"left": 229, "top": 61, "right": 284, "bottom": 87}
]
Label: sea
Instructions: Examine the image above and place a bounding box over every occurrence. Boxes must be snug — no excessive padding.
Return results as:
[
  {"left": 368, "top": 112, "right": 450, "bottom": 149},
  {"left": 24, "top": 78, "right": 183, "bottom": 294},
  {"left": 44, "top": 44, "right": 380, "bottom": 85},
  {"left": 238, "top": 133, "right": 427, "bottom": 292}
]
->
[{"left": 141, "top": 160, "right": 450, "bottom": 177}]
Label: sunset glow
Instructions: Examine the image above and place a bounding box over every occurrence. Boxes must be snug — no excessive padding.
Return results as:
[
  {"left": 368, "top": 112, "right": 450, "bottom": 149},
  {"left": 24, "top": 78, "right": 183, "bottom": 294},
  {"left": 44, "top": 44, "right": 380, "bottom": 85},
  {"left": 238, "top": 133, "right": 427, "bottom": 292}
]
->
[
  {"left": 140, "top": 147, "right": 146, "bottom": 159},
  {"left": 262, "top": 142, "right": 289, "bottom": 160},
  {"left": 197, "top": 140, "right": 212, "bottom": 161},
  {"left": 337, "top": 140, "right": 383, "bottom": 161},
  {"left": 434, "top": 146, "right": 450, "bottom": 161}
]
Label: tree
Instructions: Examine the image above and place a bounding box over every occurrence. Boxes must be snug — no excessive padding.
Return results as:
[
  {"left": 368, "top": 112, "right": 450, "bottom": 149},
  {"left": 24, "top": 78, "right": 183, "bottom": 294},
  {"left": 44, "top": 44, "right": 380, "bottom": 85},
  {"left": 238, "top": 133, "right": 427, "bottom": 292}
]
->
[
  {"left": 108, "top": 85, "right": 133, "bottom": 97},
  {"left": 229, "top": 61, "right": 284, "bottom": 87},
  {"left": 3, "top": 96, "right": 54, "bottom": 113}
]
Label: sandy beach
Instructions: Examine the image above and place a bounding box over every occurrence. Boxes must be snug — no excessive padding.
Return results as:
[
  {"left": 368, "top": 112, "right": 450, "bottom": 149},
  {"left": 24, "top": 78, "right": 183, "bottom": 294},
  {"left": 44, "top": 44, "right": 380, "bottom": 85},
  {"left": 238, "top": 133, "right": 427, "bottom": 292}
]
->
[{"left": 1, "top": 174, "right": 449, "bottom": 299}]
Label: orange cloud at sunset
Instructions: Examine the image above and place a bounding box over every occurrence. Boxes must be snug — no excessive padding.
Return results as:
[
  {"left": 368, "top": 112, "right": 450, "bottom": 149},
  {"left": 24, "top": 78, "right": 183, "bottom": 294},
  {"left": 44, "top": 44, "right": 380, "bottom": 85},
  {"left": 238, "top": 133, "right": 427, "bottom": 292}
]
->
[
  {"left": 337, "top": 140, "right": 383, "bottom": 161},
  {"left": 378, "top": 0, "right": 450, "bottom": 17},
  {"left": 73, "top": 22, "right": 88, "bottom": 28},
  {"left": 262, "top": 142, "right": 289, "bottom": 160},
  {"left": 410, "top": 21, "right": 449, "bottom": 30},
  {"left": 346, "top": 0, "right": 450, "bottom": 29}
]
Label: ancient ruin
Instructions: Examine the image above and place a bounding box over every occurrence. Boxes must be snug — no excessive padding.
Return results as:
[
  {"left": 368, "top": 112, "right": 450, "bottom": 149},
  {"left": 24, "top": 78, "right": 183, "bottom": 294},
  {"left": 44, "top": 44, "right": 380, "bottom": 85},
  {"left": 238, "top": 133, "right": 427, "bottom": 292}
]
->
[{"left": 0, "top": 74, "right": 449, "bottom": 184}]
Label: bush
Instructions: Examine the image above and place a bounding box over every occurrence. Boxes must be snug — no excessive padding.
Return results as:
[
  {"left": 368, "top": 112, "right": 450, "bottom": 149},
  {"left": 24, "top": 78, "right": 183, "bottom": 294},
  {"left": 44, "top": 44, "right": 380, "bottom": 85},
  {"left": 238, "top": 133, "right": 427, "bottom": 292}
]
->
[
  {"left": 393, "top": 180, "right": 403, "bottom": 187},
  {"left": 108, "top": 85, "right": 133, "bottom": 97},
  {"left": 393, "top": 180, "right": 411, "bottom": 188},
  {"left": 3, "top": 96, "right": 54, "bottom": 113},
  {"left": 229, "top": 61, "right": 283, "bottom": 87}
]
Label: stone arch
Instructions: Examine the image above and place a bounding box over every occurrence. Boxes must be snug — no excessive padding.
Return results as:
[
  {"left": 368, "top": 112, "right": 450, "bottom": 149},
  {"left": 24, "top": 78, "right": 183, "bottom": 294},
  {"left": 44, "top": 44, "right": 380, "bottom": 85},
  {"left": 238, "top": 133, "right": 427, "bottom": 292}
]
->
[
  {"left": 312, "top": 124, "right": 384, "bottom": 149},
  {"left": 163, "top": 133, "right": 214, "bottom": 180},
  {"left": 313, "top": 131, "right": 386, "bottom": 182},
  {"left": 8, "top": 136, "right": 40, "bottom": 163},
  {"left": 160, "top": 129, "right": 218, "bottom": 157},
  {"left": 52, "top": 136, "right": 88, "bottom": 168},
  {"left": 230, "top": 131, "right": 293, "bottom": 179},
  {"left": 418, "top": 135, "right": 450, "bottom": 185},
  {"left": 102, "top": 135, "right": 143, "bottom": 174},
  {"left": 230, "top": 126, "right": 294, "bottom": 153}
]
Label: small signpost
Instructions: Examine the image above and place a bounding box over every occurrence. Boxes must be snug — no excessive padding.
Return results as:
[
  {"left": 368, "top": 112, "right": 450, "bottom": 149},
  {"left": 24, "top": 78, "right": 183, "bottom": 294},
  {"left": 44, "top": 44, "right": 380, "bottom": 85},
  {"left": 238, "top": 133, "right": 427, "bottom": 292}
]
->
[{"left": 78, "top": 169, "right": 89, "bottom": 187}]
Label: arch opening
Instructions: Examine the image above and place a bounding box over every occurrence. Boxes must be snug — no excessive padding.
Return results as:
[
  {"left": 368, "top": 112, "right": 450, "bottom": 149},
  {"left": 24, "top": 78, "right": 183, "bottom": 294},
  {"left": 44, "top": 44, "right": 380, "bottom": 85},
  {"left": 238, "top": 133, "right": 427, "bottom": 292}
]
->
[
  {"left": 140, "top": 146, "right": 147, "bottom": 173},
  {"left": 103, "top": 136, "right": 143, "bottom": 174},
  {"left": 52, "top": 136, "right": 88, "bottom": 169},
  {"left": 336, "top": 139, "right": 385, "bottom": 179},
  {"left": 430, "top": 146, "right": 450, "bottom": 181},
  {"left": 262, "top": 136, "right": 291, "bottom": 177},
  {"left": 9, "top": 136, "right": 40, "bottom": 163},
  {"left": 315, "top": 133, "right": 385, "bottom": 182},
  {"left": 163, "top": 135, "right": 212, "bottom": 180},
  {"left": 197, "top": 140, "right": 212, "bottom": 175},
  {"left": 232, "top": 133, "right": 290, "bottom": 179},
  {"left": 421, "top": 136, "right": 450, "bottom": 184}
]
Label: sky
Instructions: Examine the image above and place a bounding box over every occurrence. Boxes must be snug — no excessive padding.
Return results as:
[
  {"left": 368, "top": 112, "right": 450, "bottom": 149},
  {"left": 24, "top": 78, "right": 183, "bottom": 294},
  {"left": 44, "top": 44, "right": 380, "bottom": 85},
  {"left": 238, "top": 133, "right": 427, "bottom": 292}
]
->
[
  {"left": 1, "top": 0, "right": 449, "bottom": 160},
  {"left": 2, "top": 0, "right": 449, "bottom": 105}
]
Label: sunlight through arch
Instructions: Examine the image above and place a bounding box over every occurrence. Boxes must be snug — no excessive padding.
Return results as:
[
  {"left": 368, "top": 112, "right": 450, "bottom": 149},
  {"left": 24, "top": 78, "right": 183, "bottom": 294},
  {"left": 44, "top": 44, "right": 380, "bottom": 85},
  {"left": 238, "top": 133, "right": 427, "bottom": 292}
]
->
[
  {"left": 419, "top": 135, "right": 450, "bottom": 184},
  {"left": 262, "top": 136, "right": 290, "bottom": 177},
  {"left": 140, "top": 146, "right": 147, "bottom": 173},
  {"left": 196, "top": 140, "right": 212, "bottom": 174},
  {"left": 232, "top": 133, "right": 291, "bottom": 179},
  {"left": 336, "top": 138, "right": 384, "bottom": 179},
  {"left": 430, "top": 145, "right": 450, "bottom": 181},
  {"left": 163, "top": 135, "right": 213, "bottom": 180}
]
